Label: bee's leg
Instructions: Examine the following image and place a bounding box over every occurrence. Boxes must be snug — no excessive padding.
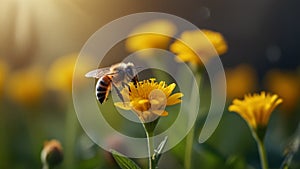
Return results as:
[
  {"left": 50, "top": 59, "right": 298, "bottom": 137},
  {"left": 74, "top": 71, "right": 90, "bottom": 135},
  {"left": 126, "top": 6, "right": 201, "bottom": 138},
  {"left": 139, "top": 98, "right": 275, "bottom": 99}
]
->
[
  {"left": 132, "top": 75, "right": 138, "bottom": 86},
  {"left": 111, "top": 82, "right": 124, "bottom": 103},
  {"left": 121, "top": 82, "right": 131, "bottom": 91},
  {"left": 123, "top": 75, "right": 138, "bottom": 91},
  {"left": 127, "top": 75, "right": 138, "bottom": 87}
]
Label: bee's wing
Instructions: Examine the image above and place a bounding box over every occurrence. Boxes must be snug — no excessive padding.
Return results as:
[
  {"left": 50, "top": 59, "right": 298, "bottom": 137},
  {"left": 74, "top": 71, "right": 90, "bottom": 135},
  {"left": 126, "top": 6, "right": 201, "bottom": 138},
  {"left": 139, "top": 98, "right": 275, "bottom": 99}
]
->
[
  {"left": 85, "top": 68, "right": 112, "bottom": 78},
  {"left": 134, "top": 66, "right": 143, "bottom": 71}
]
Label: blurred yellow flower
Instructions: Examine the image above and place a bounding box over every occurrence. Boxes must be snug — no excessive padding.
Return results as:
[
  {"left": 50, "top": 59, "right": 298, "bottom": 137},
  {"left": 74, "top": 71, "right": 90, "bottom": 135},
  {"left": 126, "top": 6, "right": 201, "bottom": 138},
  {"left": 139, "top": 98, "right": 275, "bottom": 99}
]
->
[
  {"left": 225, "top": 64, "right": 258, "bottom": 99},
  {"left": 0, "top": 59, "right": 9, "bottom": 97},
  {"left": 114, "top": 78, "right": 183, "bottom": 123},
  {"left": 264, "top": 70, "right": 300, "bottom": 113},
  {"left": 229, "top": 92, "right": 282, "bottom": 131},
  {"left": 125, "top": 20, "right": 177, "bottom": 52},
  {"left": 46, "top": 54, "right": 78, "bottom": 93},
  {"left": 41, "top": 139, "right": 63, "bottom": 168},
  {"left": 6, "top": 66, "right": 45, "bottom": 107},
  {"left": 170, "top": 29, "right": 227, "bottom": 65}
]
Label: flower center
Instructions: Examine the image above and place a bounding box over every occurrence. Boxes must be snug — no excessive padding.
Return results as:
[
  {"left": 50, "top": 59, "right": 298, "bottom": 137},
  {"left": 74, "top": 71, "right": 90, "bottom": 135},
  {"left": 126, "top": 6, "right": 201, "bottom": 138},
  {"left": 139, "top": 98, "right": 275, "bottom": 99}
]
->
[{"left": 133, "top": 89, "right": 167, "bottom": 123}]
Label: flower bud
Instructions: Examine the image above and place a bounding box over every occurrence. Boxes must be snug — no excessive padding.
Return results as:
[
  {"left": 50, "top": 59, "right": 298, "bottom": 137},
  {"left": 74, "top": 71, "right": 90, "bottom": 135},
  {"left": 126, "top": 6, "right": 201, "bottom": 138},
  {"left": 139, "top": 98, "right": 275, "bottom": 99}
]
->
[{"left": 41, "top": 139, "right": 63, "bottom": 168}]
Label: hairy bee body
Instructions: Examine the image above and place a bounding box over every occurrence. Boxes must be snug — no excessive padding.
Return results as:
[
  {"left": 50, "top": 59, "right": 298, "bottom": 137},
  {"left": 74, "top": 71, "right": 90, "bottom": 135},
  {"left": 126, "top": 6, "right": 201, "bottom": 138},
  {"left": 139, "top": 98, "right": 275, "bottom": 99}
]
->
[{"left": 85, "top": 62, "right": 138, "bottom": 104}]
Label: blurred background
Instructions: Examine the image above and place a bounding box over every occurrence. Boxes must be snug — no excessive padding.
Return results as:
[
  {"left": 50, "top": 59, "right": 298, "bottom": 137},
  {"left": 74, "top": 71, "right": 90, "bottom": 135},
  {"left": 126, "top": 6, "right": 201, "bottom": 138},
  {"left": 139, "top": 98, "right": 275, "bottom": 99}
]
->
[{"left": 0, "top": 0, "right": 299, "bottom": 168}]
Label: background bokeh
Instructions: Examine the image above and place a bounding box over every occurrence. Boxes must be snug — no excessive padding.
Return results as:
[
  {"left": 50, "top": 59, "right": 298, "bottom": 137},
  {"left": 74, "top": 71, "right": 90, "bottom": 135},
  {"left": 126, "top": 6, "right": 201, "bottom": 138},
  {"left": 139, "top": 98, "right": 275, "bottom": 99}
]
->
[{"left": 0, "top": 0, "right": 299, "bottom": 169}]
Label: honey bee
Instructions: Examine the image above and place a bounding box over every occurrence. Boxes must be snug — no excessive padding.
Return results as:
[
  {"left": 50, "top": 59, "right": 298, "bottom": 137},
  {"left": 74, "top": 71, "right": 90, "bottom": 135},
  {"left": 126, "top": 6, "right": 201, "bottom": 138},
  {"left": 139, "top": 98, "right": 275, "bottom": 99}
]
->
[{"left": 85, "top": 62, "right": 138, "bottom": 104}]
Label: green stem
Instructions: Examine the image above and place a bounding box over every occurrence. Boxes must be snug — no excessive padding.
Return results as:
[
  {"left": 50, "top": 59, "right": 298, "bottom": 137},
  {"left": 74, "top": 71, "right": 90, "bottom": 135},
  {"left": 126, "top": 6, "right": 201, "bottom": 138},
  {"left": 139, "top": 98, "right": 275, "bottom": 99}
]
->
[
  {"left": 257, "top": 139, "right": 269, "bottom": 169},
  {"left": 142, "top": 118, "right": 159, "bottom": 169},
  {"left": 42, "top": 164, "right": 49, "bottom": 169},
  {"left": 63, "top": 100, "right": 78, "bottom": 169},
  {"left": 184, "top": 127, "right": 194, "bottom": 169},
  {"left": 184, "top": 69, "right": 202, "bottom": 169},
  {"left": 0, "top": 103, "right": 9, "bottom": 168},
  {"left": 23, "top": 107, "right": 44, "bottom": 167},
  {"left": 146, "top": 131, "right": 154, "bottom": 169}
]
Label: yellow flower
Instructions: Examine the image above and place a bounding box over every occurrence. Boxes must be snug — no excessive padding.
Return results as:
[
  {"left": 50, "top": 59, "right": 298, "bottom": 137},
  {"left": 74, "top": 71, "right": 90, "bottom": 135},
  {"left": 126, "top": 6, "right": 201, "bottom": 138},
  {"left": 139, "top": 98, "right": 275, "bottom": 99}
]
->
[
  {"left": 170, "top": 29, "right": 227, "bottom": 65},
  {"left": 6, "top": 66, "right": 45, "bottom": 107},
  {"left": 229, "top": 92, "right": 283, "bottom": 130},
  {"left": 46, "top": 53, "right": 78, "bottom": 93},
  {"left": 125, "top": 20, "right": 177, "bottom": 52},
  {"left": 264, "top": 70, "right": 300, "bottom": 113},
  {"left": 229, "top": 92, "right": 282, "bottom": 169},
  {"left": 225, "top": 64, "right": 258, "bottom": 99},
  {"left": 114, "top": 78, "right": 183, "bottom": 123},
  {"left": 41, "top": 139, "right": 63, "bottom": 168},
  {"left": 0, "top": 59, "right": 9, "bottom": 98}
]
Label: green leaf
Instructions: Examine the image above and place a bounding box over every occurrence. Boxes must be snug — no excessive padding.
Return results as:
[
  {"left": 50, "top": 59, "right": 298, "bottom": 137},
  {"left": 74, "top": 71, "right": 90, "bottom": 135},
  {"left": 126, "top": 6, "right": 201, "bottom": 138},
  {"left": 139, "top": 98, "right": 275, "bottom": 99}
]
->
[
  {"left": 110, "top": 150, "right": 141, "bottom": 169},
  {"left": 225, "top": 155, "right": 247, "bottom": 169},
  {"left": 280, "top": 123, "right": 300, "bottom": 169},
  {"left": 153, "top": 136, "right": 168, "bottom": 165}
]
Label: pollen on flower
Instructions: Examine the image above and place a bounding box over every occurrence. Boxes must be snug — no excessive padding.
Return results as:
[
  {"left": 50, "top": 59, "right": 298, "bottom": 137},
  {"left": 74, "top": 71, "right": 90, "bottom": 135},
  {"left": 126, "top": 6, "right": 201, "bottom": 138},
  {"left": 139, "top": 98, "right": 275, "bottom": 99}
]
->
[{"left": 114, "top": 78, "right": 183, "bottom": 123}]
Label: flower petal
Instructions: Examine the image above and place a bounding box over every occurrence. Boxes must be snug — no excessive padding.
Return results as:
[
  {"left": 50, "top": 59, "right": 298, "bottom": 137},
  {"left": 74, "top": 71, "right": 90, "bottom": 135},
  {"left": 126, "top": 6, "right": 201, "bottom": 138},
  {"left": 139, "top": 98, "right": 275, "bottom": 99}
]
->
[
  {"left": 228, "top": 91, "right": 282, "bottom": 130},
  {"left": 167, "top": 93, "right": 183, "bottom": 105},
  {"left": 114, "top": 102, "right": 131, "bottom": 110},
  {"left": 152, "top": 110, "right": 169, "bottom": 116}
]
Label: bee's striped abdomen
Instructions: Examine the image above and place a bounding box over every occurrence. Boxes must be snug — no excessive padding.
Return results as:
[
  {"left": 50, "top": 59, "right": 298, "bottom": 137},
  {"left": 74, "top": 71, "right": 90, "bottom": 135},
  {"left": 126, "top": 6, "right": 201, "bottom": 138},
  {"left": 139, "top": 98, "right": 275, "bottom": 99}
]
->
[{"left": 95, "top": 76, "right": 112, "bottom": 104}]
